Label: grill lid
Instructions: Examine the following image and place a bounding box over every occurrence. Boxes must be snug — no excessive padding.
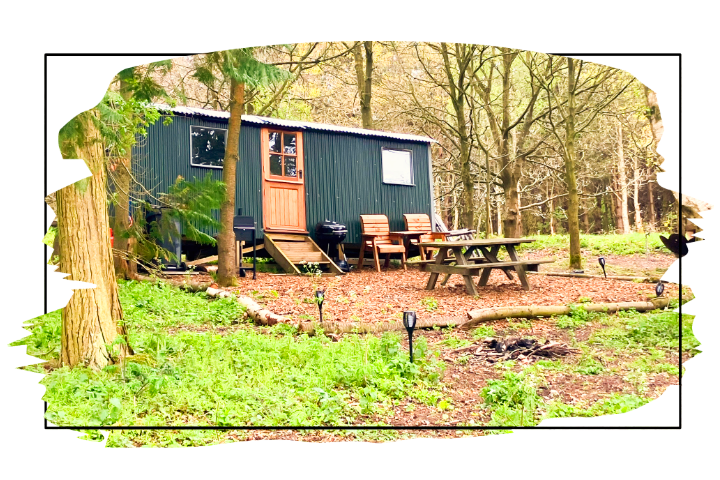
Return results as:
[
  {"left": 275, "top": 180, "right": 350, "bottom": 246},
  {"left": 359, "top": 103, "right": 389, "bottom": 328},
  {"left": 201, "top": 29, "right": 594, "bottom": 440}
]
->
[
  {"left": 233, "top": 215, "right": 255, "bottom": 230},
  {"left": 316, "top": 220, "right": 348, "bottom": 235}
]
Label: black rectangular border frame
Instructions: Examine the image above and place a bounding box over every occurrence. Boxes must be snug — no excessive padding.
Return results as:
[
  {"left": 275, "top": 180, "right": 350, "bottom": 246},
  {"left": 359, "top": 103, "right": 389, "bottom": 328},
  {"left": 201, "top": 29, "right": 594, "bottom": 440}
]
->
[{"left": 43, "top": 52, "right": 683, "bottom": 432}]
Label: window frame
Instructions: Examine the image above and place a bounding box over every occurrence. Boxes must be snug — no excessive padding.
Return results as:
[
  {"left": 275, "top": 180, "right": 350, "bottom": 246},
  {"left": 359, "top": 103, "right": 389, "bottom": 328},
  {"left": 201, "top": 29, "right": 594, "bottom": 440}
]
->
[
  {"left": 189, "top": 124, "right": 228, "bottom": 169},
  {"left": 381, "top": 147, "right": 415, "bottom": 186},
  {"left": 262, "top": 129, "right": 304, "bottom": 184}
]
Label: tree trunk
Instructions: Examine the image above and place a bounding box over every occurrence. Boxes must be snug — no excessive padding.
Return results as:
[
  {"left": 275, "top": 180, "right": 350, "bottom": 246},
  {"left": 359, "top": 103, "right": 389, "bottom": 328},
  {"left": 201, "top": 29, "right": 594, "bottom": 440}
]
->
[
  {"left": 216, "top": 79, "right": 244, "bottom": 287},
  {"left": 112, "top": 80, "right": 137, "bottom": 280},
  {"left": 485, "top": 152, "right": 492, "bottom": 237},
  {"left": 564, "top": 58, "right": 582, "bottom": 270},
  {"left": 57, "top": 110, "right": 131, "bottom": 369},
  {"left": 647, "top": 176, "right": 656, "bottom": 231},
  {"left": 633, "top": 155, "right": 643, "bottom": 232},
  {"left": 617, "top": 122, "right": 630, "bottom": 233},
  {"left": 581, "top": 207, "right": 590, "bottom": 233},
  {"left": 612, "top": 175, "right": 624, "bottom": 233},
  {"left": 496, "top": 196, "right": 503, "bottom": 236},
  {"left": 352, "top": 42, "right": 374, "bottom": 130}
]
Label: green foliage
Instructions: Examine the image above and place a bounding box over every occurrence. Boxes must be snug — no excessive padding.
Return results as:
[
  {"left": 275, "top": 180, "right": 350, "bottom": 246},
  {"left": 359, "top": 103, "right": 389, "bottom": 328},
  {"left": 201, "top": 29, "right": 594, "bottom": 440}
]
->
[
  {"left": 97, "top": 91, "right": 162, "bottom": 158},
  {"left": 158, "top": 173, "right": 225, "bottom": 246},
  {"left": 516, "top": 233, "right": 670, "bottom": 256},
  {"left": 299, "top": 262, "right": 322, "bottom": 276},
  {"left": 472, "top": 325, "right": 495, "bottom": 339},
  {"left": 11, "top": 310, "right": 62, "bottom": 361},
  {"left": 590, "top": 310, "right": 699, "bottom": 352},
  {"left": 439, "top": 334, "right": 472, "bottom": 349},
  {"left": 42, "top": 227, "right": 57, "bottom": 248},
  {"left": 575, "top": 355, "right": 605, "bottom": 375},
  {"left": 544, "top": 393, "right": 650, "bottom": 419},
  {"left": 192, "top": 49, "right": 291, "bottom": 92},
  {"left": 18, "top": 280, "right": 444, "bottom": 442},
  {"left": 481, "top": 369, "right": 543, "bottom": 426},
  {"left": 119, "top": 279, "right": 245, "bottom": 329},
  {"left": 556, "top": 304, "right": 598, "bottom": 329},
  {"left": 116, "top": 61, "right": 174, "bottom": 104},
  {"left": 421, "top": 297, "right": 439, "bottom": 312}
]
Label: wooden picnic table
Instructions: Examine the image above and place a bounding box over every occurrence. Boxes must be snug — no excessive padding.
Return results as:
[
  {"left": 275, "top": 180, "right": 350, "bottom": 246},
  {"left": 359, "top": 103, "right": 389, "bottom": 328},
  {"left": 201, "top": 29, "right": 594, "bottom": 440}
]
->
[{"left": 417, "top": 238, "right": 553, "bottom": 296}]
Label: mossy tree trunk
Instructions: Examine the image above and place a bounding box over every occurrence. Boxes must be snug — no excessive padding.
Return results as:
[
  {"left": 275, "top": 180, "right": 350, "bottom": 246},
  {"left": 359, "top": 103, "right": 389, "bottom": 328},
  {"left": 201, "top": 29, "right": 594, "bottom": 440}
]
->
[
  {"left": 56, "top": 110, "right": 132, "bottom": 370},
  {"left": 564, "top": 58, "right": 582, "bottom": 270},
  {"left": 352, "top": 41, "right": 374, "bottom": 129}
]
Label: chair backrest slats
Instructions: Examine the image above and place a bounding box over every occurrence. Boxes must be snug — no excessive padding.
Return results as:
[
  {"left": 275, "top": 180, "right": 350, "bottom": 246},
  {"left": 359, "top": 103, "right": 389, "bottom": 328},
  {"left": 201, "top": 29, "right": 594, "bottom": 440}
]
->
[{"left": 360, "top": 214, "right": 392, "bottom": 244}]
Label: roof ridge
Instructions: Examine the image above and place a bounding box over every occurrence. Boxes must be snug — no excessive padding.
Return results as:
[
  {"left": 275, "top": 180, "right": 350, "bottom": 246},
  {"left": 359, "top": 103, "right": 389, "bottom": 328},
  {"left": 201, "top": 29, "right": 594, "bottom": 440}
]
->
[{"left": 150, "top": 103, "right": 436, "bottom": 143}]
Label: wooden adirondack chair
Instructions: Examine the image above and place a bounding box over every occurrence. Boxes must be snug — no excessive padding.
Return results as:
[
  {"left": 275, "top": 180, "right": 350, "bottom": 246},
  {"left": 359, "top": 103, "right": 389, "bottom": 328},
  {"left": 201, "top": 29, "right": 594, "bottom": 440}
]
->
[
  {"left": 403, "top": 213, "right": 447, "bottom": 260},
  {"left": 357, "top": 214, "right": 407, "bottom": 272}
]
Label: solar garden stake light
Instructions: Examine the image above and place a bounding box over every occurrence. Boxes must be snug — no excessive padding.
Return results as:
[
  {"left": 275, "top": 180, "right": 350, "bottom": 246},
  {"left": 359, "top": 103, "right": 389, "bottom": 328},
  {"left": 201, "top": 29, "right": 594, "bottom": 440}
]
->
[
  {"left": 403, "top": 311, "right": 418, "bottom": 363},
  {"left": 315, "top": 288, "right": 325, "bottom": 322},
  {"left": 655, "top": 281, "right": 665, "bottom": 298},
  {"left": 598, "top": 256, "right": 607, "bottom": 278}
]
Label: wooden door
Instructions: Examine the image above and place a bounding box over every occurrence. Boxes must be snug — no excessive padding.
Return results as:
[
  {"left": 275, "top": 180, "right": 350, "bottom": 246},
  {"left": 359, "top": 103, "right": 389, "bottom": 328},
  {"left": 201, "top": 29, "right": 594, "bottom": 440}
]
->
[{"left": 261, "top": 129, "right": 307, "bottom": 233}]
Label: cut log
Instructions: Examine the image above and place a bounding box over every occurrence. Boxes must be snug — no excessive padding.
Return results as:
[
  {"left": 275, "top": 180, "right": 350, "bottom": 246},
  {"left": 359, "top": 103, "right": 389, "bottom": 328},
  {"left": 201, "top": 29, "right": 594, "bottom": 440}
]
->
[
  {"left": 206, "top": 287, "right": 293, "bottom": 326},
  {"left": 526, "top": 271, "right": 661, "bottom": 282},
  {"left": 463, "top": 297, "right": 670, "bottom": 329}
]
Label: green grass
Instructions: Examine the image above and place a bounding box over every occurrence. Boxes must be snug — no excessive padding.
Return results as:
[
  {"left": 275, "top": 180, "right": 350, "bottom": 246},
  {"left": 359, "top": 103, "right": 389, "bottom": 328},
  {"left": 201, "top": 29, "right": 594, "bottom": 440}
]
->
[
  {"left": 544, "top": 394, "right": 651, "bottom": 419},
  {"left": 589, "top": 309, "right": 699, "bottom": 353},
  {"left": 14, "top": 280, "right": 446, "bottom": 446},
  {"left": 516, "top": 233, "right": 671, "bottom": 256},
  {"left": 12, "top": 277, "right": 697, "bottom": 445}
]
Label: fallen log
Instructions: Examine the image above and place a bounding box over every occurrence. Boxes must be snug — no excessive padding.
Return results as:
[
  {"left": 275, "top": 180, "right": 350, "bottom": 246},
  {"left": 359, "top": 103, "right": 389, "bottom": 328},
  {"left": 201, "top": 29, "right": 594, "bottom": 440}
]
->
[
  {"left": 463, "top": 297, "right": 670, "bottom": 329},
  {"left": 526, "top": 271, "right": 661, "bottom": 282},
  {"left": 206, "top": 287, "right": 293, "bottom": 326}
]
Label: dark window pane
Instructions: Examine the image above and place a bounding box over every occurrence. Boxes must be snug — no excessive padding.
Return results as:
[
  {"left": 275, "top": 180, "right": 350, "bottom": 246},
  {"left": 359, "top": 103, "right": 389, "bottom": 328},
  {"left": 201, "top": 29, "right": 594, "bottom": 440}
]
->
[
  {"left": 284, "top": 156, "right": 297, "bottom": 177},
  {"left": 283, "top": 134, "right": 297, "bottom": 154},
  {"left": 269, "top": 132, "right": 281, "bottom": 153},
  {"left": 269, "top": 154, "right": 283, "bottom": 176},
  {"left": 191, "top": 126, "right": 226, "bottom": 167}
]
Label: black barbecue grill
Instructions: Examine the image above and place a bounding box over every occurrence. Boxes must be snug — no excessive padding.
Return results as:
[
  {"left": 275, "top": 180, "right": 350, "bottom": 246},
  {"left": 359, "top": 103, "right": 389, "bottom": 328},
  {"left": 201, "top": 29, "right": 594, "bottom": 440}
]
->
[
  {"left": 233, "top": 209, "right": 257, "bottom": 279},
  {"left": 315, "top": 220, "right": 350, "bottom": 272}
]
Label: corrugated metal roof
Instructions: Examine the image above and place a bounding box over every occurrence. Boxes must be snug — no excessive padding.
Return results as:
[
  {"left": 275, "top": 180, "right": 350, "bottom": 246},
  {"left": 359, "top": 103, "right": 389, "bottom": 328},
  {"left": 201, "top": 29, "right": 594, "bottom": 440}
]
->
[{"left": 151, "top": 103, "right": 436, "bottom": 144}]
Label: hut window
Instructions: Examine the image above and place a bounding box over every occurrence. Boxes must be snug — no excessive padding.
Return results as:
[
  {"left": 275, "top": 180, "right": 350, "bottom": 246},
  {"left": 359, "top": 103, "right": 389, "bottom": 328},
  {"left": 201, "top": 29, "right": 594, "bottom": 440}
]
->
[
  {"left": 381, "top": 148, "right": 414, "bottom": 186},
  {"left": 190, "top": 126, "right": 227, "bottom": 168}
]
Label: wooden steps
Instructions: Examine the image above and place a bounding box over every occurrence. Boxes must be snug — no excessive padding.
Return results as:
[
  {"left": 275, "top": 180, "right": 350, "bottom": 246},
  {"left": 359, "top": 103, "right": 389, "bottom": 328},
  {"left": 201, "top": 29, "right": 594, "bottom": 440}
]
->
[{"left": 264, "top": 233, "right": 344, "bottom": 275}]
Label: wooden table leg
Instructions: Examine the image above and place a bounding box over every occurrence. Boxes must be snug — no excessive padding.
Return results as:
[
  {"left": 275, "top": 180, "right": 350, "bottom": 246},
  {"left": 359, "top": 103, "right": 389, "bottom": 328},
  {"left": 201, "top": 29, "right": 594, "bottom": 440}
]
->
[
  {"left": 477, "top": 246, "right": 496, "bottom": 286},
  {"left": 506, "top": 244, "right": 530, "bottom": 290},
  {"left": 453, "top": 247, "right": 479, "bottom": 296},
  {"left": 425, "top": 246, "right": 448, "bottom": 290}
]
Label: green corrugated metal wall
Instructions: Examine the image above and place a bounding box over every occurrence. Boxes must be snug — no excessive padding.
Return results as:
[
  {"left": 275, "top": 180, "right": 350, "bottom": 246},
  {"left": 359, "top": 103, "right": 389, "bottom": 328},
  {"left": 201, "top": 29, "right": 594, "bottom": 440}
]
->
[
  {"left": 132, "top": 114, "right": 433, "bottom": 245},
  {"left": 303, "top": 131, "right": 432, "bottom": 244}
]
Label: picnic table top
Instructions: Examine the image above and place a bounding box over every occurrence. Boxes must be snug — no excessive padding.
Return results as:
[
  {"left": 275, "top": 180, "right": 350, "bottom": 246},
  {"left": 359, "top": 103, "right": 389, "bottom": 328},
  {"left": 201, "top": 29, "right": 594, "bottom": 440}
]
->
[{"left": 416, "top": 238, "right": 536, "bottom": 247}]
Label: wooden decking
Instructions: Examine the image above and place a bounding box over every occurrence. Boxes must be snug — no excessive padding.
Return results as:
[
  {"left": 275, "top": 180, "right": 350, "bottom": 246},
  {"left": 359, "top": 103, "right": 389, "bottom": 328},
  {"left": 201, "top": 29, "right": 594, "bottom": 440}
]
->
[{"left": 264, "top": 233, "right": 344, "bottom": 275}]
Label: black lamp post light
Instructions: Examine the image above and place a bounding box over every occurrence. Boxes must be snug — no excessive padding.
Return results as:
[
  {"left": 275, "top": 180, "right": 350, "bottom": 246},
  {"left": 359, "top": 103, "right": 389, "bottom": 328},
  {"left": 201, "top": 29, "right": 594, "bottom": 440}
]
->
[
  {"left": 598, "top": 256, "right": 607, "bottom": 278},
  {"left": 315, "top": 288, "right": 325, "bottom": 322},
  {"left": 403, "top": 310, "right": 418, "bottom": 363}
]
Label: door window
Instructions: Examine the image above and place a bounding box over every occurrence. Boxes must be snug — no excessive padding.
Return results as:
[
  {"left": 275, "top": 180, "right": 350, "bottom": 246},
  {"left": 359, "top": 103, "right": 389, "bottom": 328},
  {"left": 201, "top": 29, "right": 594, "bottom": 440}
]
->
[{"left": 266, "top": 131, "right": 299, "bottom": 179}]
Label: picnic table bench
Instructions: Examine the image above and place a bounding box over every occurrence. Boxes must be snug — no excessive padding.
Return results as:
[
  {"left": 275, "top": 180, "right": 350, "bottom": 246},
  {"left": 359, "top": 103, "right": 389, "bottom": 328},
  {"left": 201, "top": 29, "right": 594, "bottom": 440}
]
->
[{"left": 416, "top": 238, "right": 555, "bottom": 295}]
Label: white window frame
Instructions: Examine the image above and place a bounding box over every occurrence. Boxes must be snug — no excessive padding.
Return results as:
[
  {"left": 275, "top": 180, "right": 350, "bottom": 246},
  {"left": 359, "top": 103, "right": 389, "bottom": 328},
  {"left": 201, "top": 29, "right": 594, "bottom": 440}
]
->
[
  {"left": 190, "top": 125, "right": 227, "bottom": 169},
  {"left": 381, "top": 147, "right": 414, "bottom": 186}
]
